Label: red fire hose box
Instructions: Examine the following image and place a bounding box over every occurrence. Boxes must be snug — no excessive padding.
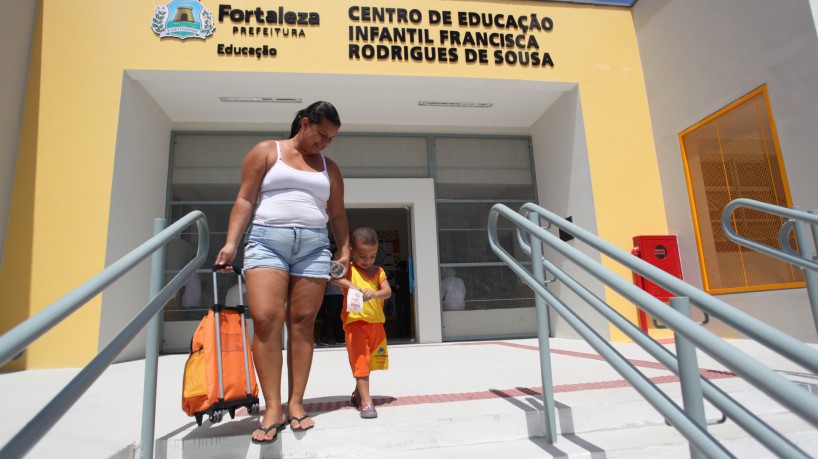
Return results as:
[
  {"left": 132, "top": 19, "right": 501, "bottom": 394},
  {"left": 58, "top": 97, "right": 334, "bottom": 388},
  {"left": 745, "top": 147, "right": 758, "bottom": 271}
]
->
[{"left": 631, "top": 235, "right": 683, "bottom": 332}]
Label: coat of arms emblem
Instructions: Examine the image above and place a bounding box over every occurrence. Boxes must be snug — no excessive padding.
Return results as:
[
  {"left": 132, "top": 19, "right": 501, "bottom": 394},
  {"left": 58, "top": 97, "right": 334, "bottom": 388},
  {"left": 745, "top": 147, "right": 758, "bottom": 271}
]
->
[{"left": 152, "top": 0, "right": 215, "bottom": 40}]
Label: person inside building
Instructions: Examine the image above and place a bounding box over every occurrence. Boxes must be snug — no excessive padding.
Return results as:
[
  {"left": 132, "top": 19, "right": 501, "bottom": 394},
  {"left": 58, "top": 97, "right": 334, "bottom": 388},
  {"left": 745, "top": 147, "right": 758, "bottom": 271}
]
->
[
  {"left": 214, "top": 101, "right": 350, "bottom": 443},
  {"left": 318, "top": 247, "right": 345, "bottom": 345},
  {"left": 318, "top": 278, "right": 345, "bottom": 345},
  {"left": 391, "top": 259, "right": 412, "bottom": 339},
  {"left": 441, "top": 267, "right": 466, "bottom": 311}
]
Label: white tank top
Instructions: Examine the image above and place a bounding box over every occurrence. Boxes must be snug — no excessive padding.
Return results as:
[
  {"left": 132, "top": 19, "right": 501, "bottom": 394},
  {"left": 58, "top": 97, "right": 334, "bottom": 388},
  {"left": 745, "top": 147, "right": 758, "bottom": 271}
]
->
[{"left": 252, "top": 141, "right": 331, "bottom": 228}]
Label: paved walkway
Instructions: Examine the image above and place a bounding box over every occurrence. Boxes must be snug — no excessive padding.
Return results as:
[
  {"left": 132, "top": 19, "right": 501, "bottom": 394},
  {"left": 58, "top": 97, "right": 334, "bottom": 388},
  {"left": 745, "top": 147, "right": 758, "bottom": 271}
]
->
[{"left": 1, "top": 338, "right": 817, "bottom": 458}]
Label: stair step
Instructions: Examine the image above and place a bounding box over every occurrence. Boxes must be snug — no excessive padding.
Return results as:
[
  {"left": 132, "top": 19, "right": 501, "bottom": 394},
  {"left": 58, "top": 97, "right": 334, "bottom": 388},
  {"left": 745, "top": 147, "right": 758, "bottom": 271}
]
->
[
  {"left": 4, "top": 338, "right": 815, "bottom": 458},
  {"left": 154, "top": 386, "right": 817, "bottom": 458}
]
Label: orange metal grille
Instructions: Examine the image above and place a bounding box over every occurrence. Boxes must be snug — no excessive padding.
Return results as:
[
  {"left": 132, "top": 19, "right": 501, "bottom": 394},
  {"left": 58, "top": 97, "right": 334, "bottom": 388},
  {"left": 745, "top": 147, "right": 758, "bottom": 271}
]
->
[{"left": 679, "top": 86, "right": 803, "bottom": 293}]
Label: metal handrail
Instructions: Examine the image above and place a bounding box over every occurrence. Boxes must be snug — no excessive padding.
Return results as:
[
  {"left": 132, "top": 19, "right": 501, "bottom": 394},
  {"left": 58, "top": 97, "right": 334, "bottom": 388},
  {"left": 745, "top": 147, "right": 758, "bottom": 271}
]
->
[
  {"left": 0, "top": 211, "right": 208, "bottom": 459},
  {"left": 721, "top": 198, "right": 818, "bottom": 336},
  {"left": 488, "top": 202, "right": 818, "bottom": 458}
]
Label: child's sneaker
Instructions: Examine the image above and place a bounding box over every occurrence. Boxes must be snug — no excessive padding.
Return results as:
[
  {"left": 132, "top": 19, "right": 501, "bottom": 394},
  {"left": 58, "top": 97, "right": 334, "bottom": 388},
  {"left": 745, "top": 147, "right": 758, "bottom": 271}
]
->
[
  {"left": 360, "top": 403, "right": 378, "bottom": 419},
  {"left": 350, "top": 391, "right": 361, "bottom": 410}
]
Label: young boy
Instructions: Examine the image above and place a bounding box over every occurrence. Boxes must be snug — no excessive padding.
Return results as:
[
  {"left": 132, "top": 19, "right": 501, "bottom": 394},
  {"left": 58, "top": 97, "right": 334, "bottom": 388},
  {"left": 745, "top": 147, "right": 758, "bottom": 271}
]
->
[{"left": 332, "top": 226, "right": 392, "bottom": 419}]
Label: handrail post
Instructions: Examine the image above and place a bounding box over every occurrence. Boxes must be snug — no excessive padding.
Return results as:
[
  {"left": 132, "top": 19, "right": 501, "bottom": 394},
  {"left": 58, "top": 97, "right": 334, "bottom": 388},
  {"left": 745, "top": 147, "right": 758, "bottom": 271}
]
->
[
  {"left": 140, "top": 218, "right": 167, "bottom": 459},
  {"left": 527, "top": 211, "right": 558, "bottom": 443},
  {"left": 809, "top": 210, "right": 818, "bottom": 250},
  {"left": 670, "top": 296, "right": 706, "bottom": 459},
  {"left": 792, "top": 207, "right": 818, "bottom": 337}
]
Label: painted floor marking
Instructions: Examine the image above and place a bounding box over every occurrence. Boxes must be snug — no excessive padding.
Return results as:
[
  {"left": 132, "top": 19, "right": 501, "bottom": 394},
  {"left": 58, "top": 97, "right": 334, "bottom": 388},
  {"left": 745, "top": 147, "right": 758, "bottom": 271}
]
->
[
  {"left": 299, "top": 340, "right": 736, "bottom": 415},
  {"left": 475, "top": 340, "right": 734, "bottom": 375}
]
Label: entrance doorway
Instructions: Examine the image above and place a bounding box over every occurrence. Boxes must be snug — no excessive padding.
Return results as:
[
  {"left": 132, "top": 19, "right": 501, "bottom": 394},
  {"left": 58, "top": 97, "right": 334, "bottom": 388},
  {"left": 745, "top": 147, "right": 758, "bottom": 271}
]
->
[{"left": 317, "top": 207, "right": 415, "bottom": 345}]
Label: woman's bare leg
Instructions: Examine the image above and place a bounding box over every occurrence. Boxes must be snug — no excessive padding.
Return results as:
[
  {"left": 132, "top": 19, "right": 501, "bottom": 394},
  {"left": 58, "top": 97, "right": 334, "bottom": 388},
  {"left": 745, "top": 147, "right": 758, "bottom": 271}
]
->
[
  {"left": 246, "top": 268, "right": 289, "bottom": 440},
  {"left": 285, "top": 275, "right": 325, "bottom": 429}
]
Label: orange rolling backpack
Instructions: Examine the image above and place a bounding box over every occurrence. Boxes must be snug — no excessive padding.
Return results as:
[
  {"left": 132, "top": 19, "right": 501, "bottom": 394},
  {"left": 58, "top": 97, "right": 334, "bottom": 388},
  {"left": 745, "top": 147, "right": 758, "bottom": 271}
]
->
[{"left": 182, "top": 265, "right": 259, "bottom": 426}]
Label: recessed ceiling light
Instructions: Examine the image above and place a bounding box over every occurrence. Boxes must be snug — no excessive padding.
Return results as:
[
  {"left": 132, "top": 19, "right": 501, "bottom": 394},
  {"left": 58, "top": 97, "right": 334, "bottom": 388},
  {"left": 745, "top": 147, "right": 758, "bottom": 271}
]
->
[
  {"left": 219, "top": 96, "right": 302, "bottom": 103},
  {"left": 418, "top": 101, "right": 493, "bottom": 108}
]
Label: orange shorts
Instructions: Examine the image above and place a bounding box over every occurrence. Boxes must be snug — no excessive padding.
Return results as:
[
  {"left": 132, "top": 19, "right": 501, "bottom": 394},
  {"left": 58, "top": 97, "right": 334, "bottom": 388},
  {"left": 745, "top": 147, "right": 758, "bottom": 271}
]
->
[{"left": 344, "top": 321, "right": 388, "bottom": 378}]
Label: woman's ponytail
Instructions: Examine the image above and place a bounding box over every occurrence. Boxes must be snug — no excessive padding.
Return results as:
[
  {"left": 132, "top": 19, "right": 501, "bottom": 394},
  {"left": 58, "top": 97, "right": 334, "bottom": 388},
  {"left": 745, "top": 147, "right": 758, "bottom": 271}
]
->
[
  {"left": 288, "top": 101, "right": 341, "bottom": 139},
  {"left": 288, "top": 110, "right": 306, "bottom": 139}
]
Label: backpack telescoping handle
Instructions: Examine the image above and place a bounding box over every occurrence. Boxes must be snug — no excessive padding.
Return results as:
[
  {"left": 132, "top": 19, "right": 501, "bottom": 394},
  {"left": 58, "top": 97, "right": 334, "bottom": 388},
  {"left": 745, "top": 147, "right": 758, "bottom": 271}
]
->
[
  {"left": 210, "top": 264, "right": 253, "bottom": 402},
  {"left": 210, "top": 264, "right": 243, "bottom": 310}
]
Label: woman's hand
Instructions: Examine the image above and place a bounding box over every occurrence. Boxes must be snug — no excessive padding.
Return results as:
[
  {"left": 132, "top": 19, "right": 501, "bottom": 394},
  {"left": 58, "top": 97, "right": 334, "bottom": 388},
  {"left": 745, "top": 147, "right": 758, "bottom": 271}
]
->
[{"left": 215, "top": 244, "right": 237, "bottom": 272}]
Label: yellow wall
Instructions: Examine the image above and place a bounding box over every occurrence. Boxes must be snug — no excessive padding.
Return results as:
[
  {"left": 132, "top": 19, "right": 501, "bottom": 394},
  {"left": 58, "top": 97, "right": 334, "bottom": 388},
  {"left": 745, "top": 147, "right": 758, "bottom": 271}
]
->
[
  {"left": 1, "top": 0, "right": 667, "bottom": 369},
  {"left": 568, "top": 16, "right": 670, "bottom": 340},
  {"left": 2, "top": 1, "right": 44, "bottom": 371}
]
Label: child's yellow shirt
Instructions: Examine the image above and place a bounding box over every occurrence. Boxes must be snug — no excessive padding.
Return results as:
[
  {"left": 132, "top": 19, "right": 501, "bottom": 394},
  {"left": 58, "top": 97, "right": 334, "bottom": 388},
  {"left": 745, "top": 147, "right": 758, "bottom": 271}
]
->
[{"left": 341, "top": 263, "right": 387, "bottom": 325}]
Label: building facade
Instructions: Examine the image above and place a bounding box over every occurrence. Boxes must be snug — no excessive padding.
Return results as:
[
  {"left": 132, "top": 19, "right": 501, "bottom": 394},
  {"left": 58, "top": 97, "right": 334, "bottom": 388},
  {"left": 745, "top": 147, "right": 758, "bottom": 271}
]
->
[{"left": 2, "top": 0, "right": 817, "bottom": 370}]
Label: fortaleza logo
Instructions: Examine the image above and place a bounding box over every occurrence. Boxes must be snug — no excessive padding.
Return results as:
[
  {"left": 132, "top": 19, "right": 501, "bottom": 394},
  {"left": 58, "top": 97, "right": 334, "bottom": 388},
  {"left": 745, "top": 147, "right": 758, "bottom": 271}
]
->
[
  {"left": 152, "top": 0, "right": 215, "bottom": 40},
  {"left": 218, "top": 4, "right": 320, "bottom": 37},
  {"left": 216, "top": 4, "right": 320, "bottom": 59}
]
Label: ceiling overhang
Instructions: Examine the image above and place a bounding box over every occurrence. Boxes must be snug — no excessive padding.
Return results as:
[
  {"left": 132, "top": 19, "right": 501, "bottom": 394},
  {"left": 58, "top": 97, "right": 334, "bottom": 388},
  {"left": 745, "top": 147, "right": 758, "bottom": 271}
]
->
[{"left": 128, "top": 70, "right": 575, "bottom": 134}]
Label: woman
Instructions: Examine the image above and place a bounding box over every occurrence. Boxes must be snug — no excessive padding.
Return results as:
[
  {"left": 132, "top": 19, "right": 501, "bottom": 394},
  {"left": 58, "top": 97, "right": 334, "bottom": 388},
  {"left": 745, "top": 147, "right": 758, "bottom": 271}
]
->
[{"left": 215, "top": 101, "right": 349, "bottom": 443}]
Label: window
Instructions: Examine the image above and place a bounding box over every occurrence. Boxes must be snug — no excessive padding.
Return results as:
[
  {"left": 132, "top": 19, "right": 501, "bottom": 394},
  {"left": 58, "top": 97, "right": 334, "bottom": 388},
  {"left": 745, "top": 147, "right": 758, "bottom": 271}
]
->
[
  {"left": 679, "top": 85, "right": 803, "bottom": 293},
  {"left": 434, "top": 136, "right": 537, "bottom": 310},
  {"left": 323, "top": 136, "right": 428, "bottom": 178}
]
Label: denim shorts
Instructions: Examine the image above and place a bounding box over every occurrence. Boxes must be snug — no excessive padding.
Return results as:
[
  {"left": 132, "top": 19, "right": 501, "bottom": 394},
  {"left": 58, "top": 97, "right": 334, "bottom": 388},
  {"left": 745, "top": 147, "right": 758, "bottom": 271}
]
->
[{"left": 243, "top": 225, "right": 331, "bottom": 279}]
